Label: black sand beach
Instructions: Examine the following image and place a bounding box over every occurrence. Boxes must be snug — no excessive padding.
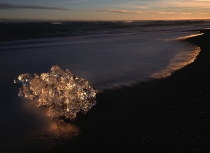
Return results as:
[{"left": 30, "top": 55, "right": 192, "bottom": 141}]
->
[{"left": 48, "top": 30, "right": 210, "bottom": 152}]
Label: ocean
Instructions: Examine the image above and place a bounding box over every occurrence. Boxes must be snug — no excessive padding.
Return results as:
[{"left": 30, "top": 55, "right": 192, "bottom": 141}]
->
[
  {"left": 1, "top": 20, "right": 210, "bottom": 90},
  {"left": 0, "top": 20, "right": 210, "bottom": 152}
]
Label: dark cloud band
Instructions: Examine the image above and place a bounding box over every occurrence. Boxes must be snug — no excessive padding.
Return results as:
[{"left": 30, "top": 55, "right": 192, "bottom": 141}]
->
[
  {"left": 0, "top": 3, "right": 69, "bottom": 10},
  {"left": 96, "top": 9, "right": 141, "bottom": 14}
]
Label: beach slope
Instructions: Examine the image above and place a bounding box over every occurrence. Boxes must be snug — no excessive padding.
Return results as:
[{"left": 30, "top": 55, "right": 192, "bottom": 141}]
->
[{"left": 54, "top": 29, "right": 210, "bottom": 152}]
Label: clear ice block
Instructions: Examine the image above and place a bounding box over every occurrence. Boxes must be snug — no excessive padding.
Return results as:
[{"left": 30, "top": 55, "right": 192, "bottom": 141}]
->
[{"left": 14, "top": 65, "right": 96, "bottom": 120}]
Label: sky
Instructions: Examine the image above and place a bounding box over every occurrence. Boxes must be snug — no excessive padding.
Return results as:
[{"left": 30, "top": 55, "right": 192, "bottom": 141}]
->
[{"left": 1, "top": 0, "right": 210, "bottom": 20}]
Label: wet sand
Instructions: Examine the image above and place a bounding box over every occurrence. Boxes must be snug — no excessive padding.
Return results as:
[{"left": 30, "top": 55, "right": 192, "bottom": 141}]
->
[{"left": 51, "top": 29, "right": 210, "bottom": 152}]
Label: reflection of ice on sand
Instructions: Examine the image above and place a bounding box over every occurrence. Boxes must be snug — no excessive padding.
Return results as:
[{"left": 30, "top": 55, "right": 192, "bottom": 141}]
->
[
  {"left": 30, "top": 120, "right": 79, "bottom": 150},
  {"left": 49, "top": 119, "right": 79, "bottom": 137},
  {"left": 20, "top": 98, "right": 79, "bottom": 150}
]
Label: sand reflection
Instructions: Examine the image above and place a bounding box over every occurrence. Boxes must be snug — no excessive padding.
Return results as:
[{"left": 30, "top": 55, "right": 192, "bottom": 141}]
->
[{"left": 20, "top": 98, "right": 79, "bottom": 150}]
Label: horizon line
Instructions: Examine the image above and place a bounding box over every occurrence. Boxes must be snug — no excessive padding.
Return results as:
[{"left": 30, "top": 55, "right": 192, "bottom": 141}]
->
[{"left": 1, "top": 18, "right": 210, "bottom": 22}]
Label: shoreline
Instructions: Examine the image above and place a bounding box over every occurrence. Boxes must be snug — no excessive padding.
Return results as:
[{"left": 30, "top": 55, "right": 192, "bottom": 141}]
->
[{"left": 52, "top": 29, "right": 210, "bottom": 152}]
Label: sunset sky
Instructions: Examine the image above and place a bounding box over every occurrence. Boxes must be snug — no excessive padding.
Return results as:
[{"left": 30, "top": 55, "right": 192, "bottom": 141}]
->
[{"left": 1, "top": 0, "right": 210, "bottom": 20}]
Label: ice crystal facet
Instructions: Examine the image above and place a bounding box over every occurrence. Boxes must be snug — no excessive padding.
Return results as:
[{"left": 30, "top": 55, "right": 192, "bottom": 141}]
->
[{"left": 15, "top": 65, "right": 96, "bottom": 120}]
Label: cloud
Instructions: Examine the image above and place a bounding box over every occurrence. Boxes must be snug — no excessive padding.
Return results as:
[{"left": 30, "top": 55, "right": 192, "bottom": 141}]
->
[
  {"left": 119, "top": 0, "right": 210, "bottom": 10},
  {"left": 194, "top": 0, "right": 210, "bottom": 1},
  {"left": 96, "top": 9, "right": 180, "bottom": 15},
  {"left": 158, "top": 12, "right": 177, "bottom": 14},
  {"left": 180, "top": 12, "right": 192, "bottom": 14},
  {"left": 60, "top": 0, "right": 87, "bottom": 4},
  {"left": 198, "top": 12, "right": 209, "bottom": 14},
  {"left": 96, "top": 9, "right": 142, "bottom": 14},
  {"left": 96, "top": 8, "right": 199, "bottom": 16},
  {"left": 0, "top": 3, "right": 69, "bottom": 10}
]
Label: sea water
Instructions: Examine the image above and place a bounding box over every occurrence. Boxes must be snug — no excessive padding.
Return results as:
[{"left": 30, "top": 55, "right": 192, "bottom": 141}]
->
[{"left": 1, "top": 20, "right": 210, "bottom": 91}]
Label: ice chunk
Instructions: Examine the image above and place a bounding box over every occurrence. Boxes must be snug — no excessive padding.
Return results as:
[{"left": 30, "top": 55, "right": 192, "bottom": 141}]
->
[{"left": 14, "top": 65, "right": 97, "bottom": 120}]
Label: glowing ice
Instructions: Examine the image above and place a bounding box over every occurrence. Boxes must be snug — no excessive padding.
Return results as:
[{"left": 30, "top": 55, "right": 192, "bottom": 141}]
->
[{"left": 14, "top": 65, "right": 96, "bottom": 120}]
